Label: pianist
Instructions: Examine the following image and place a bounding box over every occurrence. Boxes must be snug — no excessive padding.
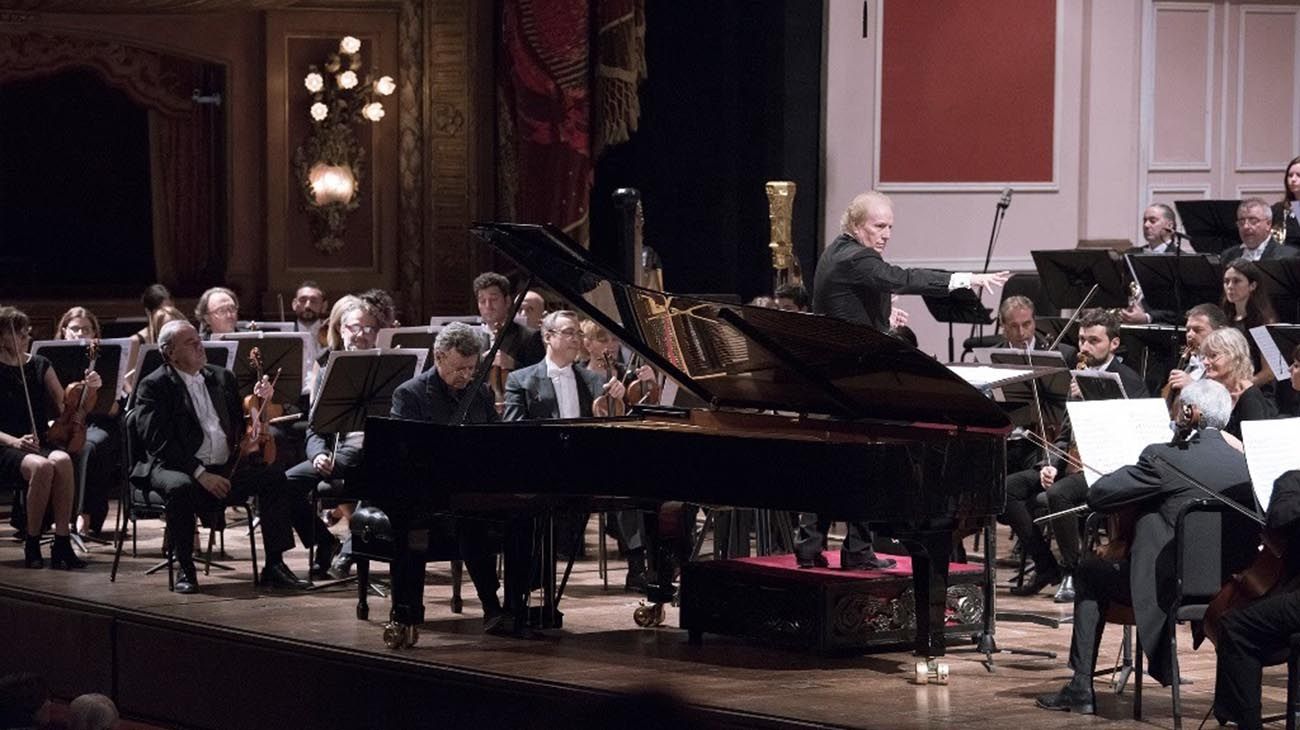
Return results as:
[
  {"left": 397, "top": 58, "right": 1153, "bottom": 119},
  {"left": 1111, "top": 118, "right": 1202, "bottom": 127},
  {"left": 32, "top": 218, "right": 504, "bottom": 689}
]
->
[{"left": 390, "top": 322, "right": 521, "bottom": 634}]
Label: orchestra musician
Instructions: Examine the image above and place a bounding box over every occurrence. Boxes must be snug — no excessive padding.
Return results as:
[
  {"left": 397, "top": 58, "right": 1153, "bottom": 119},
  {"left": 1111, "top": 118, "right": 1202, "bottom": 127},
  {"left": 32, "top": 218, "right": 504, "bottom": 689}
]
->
[
  {"left": 289, "top": 280, "right": 329, "bottom": 370},
  {"left": 518, "top": 289, "right": 546, "bottom": 330},
  {"left": 54, "top": 306, "right": 120, "bottom": 537},
  {"left": 132, "top": 283, "right": 174, "bottom": 344},
  {"left": 992, "top": 295, "right": 1076, "bottom": 474},
  {"left": 1210, "top": 469, "right": 1300, "bottom": 730},
  {"left": 1036, "top": 380, "right": 1253, "bottom": 714},
  {"left": 131, "top": 320, "right": 309, "bottom": 594},
  {"left": 1161, "top": 303, "right": 1227, "bottom": 402},
  {"left": 773, "top": 283, "right": 810, "bottom": 313},
  {"left": 389, "top": 322, "right": 524, "bottom": 634},
  {"left": 1006, "top": 309, "right": 1148, "bottom": 601},
  {"left": 0, "top": 307, "right": 90, "bottom": 570},
  {"left": 802, "top": 191, "right": 1009, "bottom": 571},
  {"left": 1271, "top": 155, "right": 1300, "bottom": 249},
  {"left": 1221, "top": 259, "right": 1278, "bottom": 391},
  {"left": 1119, "top": 203, "right": 1194, "bottom": 325},
  {"left": 194, "top": 286, "right": 241, "bottom": 339},
  {"left": 1200, "top": 327, "right": 1277, "bottom": 439},
  {"left": 579, "top": 317, "right": 656, "bottom": 590},
  {"left": 1220, "top": 198, "right": 1298, "bottom": 264},
  {"left": 475, "top": 272, "right": 545, "bottom": 372}
]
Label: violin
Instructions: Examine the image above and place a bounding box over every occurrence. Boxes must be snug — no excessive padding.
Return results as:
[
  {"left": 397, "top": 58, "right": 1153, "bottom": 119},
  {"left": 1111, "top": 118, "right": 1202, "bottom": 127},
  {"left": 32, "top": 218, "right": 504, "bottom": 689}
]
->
[
  {"left": 237, "top": 347, "right": 282, "bottom": 466},
  {"left": 623, "top": 353, "right": 661, "bottom": 407},
  {"left": 486, "top": 323, "right": 510, "bottom": 416},
  {"left": 47, "top": 340, "right": 100, "bottom": 455},
  {"left": 592, "top": 352, "right": 626, "bottom": 417}
]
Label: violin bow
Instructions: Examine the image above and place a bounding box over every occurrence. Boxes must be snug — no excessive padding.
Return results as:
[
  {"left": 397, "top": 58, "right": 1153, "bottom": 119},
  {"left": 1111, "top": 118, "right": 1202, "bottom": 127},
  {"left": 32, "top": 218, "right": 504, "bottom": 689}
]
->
[
  {"left": 7, "top": 320, "right": 39, "bottom": 439},
  {"left": 1047, "top": 283, "right": 1101, "bottom": 352}
]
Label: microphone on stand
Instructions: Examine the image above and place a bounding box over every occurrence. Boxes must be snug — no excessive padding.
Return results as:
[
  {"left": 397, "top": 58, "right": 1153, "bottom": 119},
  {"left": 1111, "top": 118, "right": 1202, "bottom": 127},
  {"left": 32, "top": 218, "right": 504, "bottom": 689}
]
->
[{"left": 997, "top": 187, "right": 1013, "bottom": 210}]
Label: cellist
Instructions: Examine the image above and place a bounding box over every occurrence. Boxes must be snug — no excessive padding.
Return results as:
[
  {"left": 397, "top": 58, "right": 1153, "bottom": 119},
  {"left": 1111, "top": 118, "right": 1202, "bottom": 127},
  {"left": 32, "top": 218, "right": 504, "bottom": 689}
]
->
[
  {"left": 1035, "top": 380, "right": 1253, "bottom": 715},
  {"left": 0, "top": 306, "right": 90, "bottom": 569}
]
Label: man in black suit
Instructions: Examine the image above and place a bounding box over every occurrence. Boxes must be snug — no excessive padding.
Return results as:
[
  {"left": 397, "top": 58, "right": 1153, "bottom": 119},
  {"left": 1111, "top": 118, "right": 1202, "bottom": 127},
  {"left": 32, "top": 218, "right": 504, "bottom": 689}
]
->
[
  {"left": 1220, "top": 198, "right": 1299, "bottom": 264},
  {"left": 1119, "top": 203, "right": 1196, "bottom": 326},
  {"left": 131, "top": 321, "right": 309, "bottom": 594},
  {"left": 503, "top": 310, "right": 622, "bottom": 420},
  {"left": 801, "top": 191, "right": 1009, "bottom": 570},
  {"left": 474, "top": 272, "right": 545, "bottom": 372},
  {"left": 390, "top": 322, "right": 523, "bottom": 634},
  {"left": 1007, "top": 309, "right": 1149, "bottom": 601},
  {"left": 1036, "top": 379, "right": 1253, "bottom": 714}
]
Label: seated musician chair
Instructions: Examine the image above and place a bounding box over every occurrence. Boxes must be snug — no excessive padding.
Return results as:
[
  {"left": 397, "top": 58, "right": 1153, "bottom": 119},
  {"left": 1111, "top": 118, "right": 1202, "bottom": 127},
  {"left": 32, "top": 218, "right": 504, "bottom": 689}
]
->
[{"left": 111, "top": 408, "right": 260, "bottom": 590}]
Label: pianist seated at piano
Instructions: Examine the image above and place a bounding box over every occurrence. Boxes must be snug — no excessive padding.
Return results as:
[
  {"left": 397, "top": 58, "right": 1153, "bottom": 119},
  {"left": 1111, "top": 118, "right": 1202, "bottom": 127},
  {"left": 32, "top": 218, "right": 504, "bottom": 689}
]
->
[
  {"left": 390, "top": 322, "right": 523, "bottom": 633},
  {"left": 1036, "top": 379, "right": 1253, "bottom": 714}
]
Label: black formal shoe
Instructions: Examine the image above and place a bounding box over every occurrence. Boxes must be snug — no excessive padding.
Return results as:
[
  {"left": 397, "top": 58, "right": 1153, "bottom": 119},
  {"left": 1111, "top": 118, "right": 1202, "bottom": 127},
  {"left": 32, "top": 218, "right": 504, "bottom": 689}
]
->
[
  {"left": 174, "top": 565, "right": 199, "bottom": 595},
  {"left": 482, "top": 611, "right": 511, "bottom": 636},
  {"left": 1053, "top": 574, "right": 1076, "bottom": 603},
  {"left": 841, "top": 554, "right": 897, "bottom": 571},
  {"left": 262, "top": 561, "right": 313, "bottom": 590},
  {"left": 327, "top": 552, "right": 354, "bottom": 580},
  {"left": 50, "top": 535, "right": 87, "bottom": 570},
  {"left": 310, "top": 536, "right": 342, "bottom": 579},
  {"left": 23, "top": 536, "right": 44, "bottom": 569},
  {"left": 796, "top": 553, "right": 830, "bottom": 569},
  {"left": 1010, "top": 567, "right": 1063, "bottom": 597},
  {"left": 1034, "top": 684, "right": 1095, "bottom": 714}
]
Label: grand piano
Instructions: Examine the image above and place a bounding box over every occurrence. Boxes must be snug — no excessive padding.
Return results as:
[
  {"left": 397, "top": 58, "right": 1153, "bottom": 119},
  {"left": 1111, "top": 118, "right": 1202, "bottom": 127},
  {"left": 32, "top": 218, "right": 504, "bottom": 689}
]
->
[{"left": 362, "top": 222, "right": 1011, "bottom": 669}]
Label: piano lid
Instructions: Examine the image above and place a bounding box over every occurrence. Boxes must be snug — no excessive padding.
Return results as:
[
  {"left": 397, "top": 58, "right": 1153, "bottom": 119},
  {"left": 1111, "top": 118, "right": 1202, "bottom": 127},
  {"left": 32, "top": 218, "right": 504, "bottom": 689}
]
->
[{"left": 471, "top": 222, "right": 1011, "bottom": 432}]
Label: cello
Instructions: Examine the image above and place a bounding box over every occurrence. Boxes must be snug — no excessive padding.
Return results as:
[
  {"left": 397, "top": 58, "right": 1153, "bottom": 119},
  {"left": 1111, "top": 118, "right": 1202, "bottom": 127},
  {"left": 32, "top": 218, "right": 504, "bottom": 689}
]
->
[{"left": 46, "top": 340, "right": 100, "bottom": 455}]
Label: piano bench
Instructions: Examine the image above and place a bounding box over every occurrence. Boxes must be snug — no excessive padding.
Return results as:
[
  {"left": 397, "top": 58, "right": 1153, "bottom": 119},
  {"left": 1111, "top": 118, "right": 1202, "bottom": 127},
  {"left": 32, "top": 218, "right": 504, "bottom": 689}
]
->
[
  {"left": 349, "top": 506, "right": 464, "bottom": 621},
  {"left": 679, "top": 553, "right": 984, "bottom": 654}
]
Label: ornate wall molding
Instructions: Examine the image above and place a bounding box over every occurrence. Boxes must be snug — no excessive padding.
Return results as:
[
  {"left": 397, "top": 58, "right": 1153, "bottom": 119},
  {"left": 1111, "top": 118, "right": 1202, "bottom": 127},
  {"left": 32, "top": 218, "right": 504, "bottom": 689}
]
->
[{"left": 397, "top": 0, "right": 423, "bottom": 319}]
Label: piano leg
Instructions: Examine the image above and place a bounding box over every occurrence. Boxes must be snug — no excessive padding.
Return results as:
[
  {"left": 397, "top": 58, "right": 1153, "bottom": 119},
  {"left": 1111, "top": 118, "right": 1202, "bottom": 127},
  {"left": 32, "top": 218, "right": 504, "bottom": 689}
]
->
[{"left": 900, "top": 528, "right": 952, "bottom": 684}]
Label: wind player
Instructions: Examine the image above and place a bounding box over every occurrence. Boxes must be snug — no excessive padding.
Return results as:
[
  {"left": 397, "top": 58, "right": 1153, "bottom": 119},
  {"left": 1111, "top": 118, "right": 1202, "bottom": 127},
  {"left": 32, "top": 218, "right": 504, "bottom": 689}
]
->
[
  {"left": 1005, "top": 309, "right": 1147, "bottom": 601},
  {"left": 1119, "top": 203, "right": 1194, "bottom": 326},
  {"left": 389, "top": 322, "right": 523, "bottom": 634},
  {"left": 802, "top": 190, "right": 1009, "bottom": 571},
  {"left": 1036, "top": 380, "right": 1253, "bottom": 715}
]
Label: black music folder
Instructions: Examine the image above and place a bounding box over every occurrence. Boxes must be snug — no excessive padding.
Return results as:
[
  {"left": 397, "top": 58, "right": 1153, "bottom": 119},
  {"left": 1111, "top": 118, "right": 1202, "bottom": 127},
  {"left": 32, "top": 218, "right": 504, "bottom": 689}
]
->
[
  {"left": 1031, "top": 249, "right": 1130, "bottom": 309},
  {"left": 215, "top": 332, "right": 308, "bottom": 404},
  {"left": 1255, "top": 259, "right": 1300, "bottom": 324},
  {"left": 29, "top": 338, "right": 131, "bottom": 415},
  {"left": 1175, "top": 199, "right": 1241, "bottom": 255},
  {"left": 1072, "top": 370, "right": 1127, "bottom": 400},
  {"left": 1126, "top": 252, "right": 1222, "bottom": 314},
  {"left": 309, "top": 350, "right": 424, "bottom": 435}
]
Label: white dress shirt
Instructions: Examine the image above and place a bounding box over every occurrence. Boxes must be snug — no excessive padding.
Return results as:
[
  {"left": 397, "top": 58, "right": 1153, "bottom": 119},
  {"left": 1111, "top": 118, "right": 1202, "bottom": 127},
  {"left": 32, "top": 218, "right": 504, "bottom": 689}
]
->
[
  {"left": 179, "top": 369, "right": 230, "bottom": 474},
  {"left": 546, "top": 356, "right": 581, "bottom": 419},
  {"left": 1239, "top": 240, "right": 1270, "bottom": 262}
]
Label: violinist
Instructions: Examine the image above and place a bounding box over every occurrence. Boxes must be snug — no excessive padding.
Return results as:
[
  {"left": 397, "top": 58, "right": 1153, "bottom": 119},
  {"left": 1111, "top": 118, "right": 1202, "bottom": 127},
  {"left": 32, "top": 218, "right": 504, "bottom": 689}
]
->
[
  {"left": 1211, "top": 469, "right": 1300, "bottom": 729},
  {"left": 1161, "top": 303, "right": 1227, "bottom": 403},
  {"left": 130, "top": 321, "right": 307, "bottom": 594},
  {"left": 1201, "top": 327, "right": 1277, "bottom": 439},
  {"left": 194, "top": 286, "right": 241, "bottom": 339},
  {"left": 578, "top": 318, "right": 655, "bottom": 590},
  {"left": 287, "top": 295, "right": 382, "bottom": 578},
  {"left": 54, "top": 306, "right": 120, "bottom": 537},
  {"left": 0, "top": 306, "right": 89, "bottom": 570},
  {"left": 475, "top": 272, "right": 544, "bottom": 371},
  {"left": 1036, "top": 380, "right": 1253, "bottom": 714}
]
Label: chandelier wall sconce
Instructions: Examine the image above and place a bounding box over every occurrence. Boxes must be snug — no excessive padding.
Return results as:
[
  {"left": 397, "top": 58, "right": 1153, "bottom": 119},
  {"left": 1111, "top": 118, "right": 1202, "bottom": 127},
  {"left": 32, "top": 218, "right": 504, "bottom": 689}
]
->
[{"left": 293, "top": 35, "right": 394, "bottom": 253}]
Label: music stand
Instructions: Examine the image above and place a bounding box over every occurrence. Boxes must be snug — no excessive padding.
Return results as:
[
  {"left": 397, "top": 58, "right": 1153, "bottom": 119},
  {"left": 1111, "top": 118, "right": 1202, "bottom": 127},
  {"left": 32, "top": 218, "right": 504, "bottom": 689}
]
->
[
  {"left": 130, "top": 343, "right": 237, "bottom": 403},
  {"left": 1031, "top": 249, "right": 1130, "bottom": 310},
  {"left": 237, "top": 321, "right": 295, "bottom": 333},
  {"left": 981, "top": 349, "right": 1071, "bottom": 423},
  {"left": 214, "top": 332, "right": 307, "bottom": 403},
  {"left": 1073, "top": 370, "right": 1127, "bottom": 400},
  {"left": 376, "top": 327, "right": 439, "bottom": 371},
  {"left": 1127, "top": 253, "right": 1221, "bottom": 315},
  {"left": 1266, "top": 325, "right": 1300, "bottom": 366},
  {"left": 922, "top": 288, "right": 993, "bottom": 362},
  {"left": 30, "top": 338, "right": 132, "bottom": 414},
  {"left": 1255, "top": 259, "right": 1300, "bottom": 324},
  {"left": 1175, "top": 200, "right": 1241, "bottom": 255},
  {"left": 308, "top": 350, "right": 425, "bottom": 436},
  {"left": 1118, "top": 324, "right": 1184, "bottom": 382}
]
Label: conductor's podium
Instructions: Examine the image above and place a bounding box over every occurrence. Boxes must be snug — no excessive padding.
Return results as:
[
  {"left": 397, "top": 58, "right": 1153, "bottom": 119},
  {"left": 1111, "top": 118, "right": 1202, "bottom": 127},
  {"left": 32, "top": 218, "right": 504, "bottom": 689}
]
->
[{"left": 680, "top": 553, "right": 985, "bottom": 654}]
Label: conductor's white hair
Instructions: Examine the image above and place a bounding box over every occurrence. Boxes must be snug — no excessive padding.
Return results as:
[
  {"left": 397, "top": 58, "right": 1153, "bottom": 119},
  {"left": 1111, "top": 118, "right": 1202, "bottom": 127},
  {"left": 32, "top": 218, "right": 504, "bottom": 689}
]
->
[{"left": 1175, "top": 379, "right": 1232, "bottom": 430}]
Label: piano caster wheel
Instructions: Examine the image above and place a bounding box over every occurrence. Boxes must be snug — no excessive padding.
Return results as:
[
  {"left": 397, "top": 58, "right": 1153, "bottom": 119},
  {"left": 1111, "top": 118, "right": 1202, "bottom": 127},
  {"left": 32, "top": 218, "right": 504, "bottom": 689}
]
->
[
  {"left": 633, "top": 602, "right": 665, "bottom": 628},
  {"left": 383, "top": 622, "right": 420, "bottom": 649},
  {"left": 913, "top": 659, "right": 949, "bottom": 685}
]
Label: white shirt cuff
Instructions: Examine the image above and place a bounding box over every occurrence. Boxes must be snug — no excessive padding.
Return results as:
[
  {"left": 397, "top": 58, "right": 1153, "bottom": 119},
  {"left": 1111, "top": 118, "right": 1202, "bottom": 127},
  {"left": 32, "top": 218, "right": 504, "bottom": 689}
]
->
[
  {"left": 948, "top": 272, "right": 972, "bottom": 291},
  {"left": 193, "top": 465, "right": 206, "bottom": 479}
]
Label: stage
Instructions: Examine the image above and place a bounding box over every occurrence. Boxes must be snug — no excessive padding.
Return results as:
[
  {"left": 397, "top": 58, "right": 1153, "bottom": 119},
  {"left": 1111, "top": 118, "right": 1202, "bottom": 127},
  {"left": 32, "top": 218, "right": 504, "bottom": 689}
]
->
[{"left": 0, "top": 513, "right": 1286, "bottom": 729}]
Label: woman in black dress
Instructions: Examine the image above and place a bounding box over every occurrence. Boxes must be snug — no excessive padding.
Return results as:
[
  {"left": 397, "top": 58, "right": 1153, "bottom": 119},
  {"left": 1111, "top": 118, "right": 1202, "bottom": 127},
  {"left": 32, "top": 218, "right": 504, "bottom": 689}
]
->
[
  {"left": 1200, "top": 326, "right": 1277, "bottom": 440},
  {"left": 0, "top": 306, "right": 89, "bottom": 568}
]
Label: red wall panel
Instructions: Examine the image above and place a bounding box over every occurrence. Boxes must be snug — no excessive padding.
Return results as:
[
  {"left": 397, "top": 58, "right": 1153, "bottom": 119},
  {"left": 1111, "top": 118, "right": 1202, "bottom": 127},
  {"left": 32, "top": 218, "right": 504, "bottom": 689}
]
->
[{"left": 879, "top": 0, "right": 1056, "bottom": 183}]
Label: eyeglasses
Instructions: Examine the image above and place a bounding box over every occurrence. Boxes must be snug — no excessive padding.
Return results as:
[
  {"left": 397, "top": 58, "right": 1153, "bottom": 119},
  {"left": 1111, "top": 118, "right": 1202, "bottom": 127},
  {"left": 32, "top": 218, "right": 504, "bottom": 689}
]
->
[
  {"left": 210, "top": 305, "right": 238, "bottom": 316},
  {"left": 343, "top": 323, "right": 378, "bottom": 335},
  {"left": 547, "top": 328, "right": 581, "bottom": 339},
  {"left": 64, "top": 324, "right": 90, "bottom": 334},
  {"left": 1236, "top": 216, "right": 1267, "bottom": 225}
]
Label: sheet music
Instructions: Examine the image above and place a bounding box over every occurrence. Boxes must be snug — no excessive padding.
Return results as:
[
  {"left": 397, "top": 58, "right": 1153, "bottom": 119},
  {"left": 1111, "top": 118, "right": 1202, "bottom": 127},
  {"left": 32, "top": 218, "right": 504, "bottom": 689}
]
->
[
  {"left": 1250, "top": 325, "right": 1287, "bottom": 382},
  {"left": 1241, "top": 417, "right": 1300, "bottom": 512},
  {"left": 946, "top": 364, "right": 1037, "bottom": 390},
  {"left": 1066, "top": 398, "right": 1172, "bottom": 487}
]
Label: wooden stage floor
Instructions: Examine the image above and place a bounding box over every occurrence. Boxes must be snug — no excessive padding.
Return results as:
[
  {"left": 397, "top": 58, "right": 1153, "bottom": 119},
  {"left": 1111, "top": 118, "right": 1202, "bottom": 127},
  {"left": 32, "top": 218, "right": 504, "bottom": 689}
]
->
[{"left": 0, "top": 513, "right": 1290, "bottom": 729}]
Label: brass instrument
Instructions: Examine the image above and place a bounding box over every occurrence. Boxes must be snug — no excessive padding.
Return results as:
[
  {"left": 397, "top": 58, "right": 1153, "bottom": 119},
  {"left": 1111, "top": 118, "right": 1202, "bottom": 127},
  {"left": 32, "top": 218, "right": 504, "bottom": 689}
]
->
[
  {"left": 1273, "top": 204, "right": 1290, "bottom": 244},
  {"left": 765, "top": 181, "right": 801, "bottom": 289}
]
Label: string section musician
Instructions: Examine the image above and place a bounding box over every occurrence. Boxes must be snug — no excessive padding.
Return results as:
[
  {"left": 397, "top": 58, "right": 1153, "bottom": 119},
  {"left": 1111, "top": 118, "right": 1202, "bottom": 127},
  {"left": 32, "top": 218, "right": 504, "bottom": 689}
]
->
[
  {"left": 131, "top": 321, "right": 309, "bottom": 594},
  {"left": 1036, "top": 380, "right": 1252, "bottom": 714}
]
